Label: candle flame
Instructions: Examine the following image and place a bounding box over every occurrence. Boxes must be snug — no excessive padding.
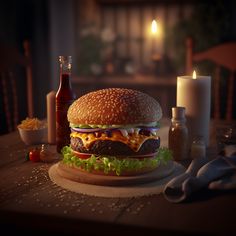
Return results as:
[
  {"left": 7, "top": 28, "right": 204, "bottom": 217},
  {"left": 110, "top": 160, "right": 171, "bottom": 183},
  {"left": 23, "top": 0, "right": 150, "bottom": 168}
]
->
[
  {"left": 151, "top": 20, "right": 158, "bottom": 34},
  {"left": 193, "top": 70, "right": 197, "bottom": 79}
]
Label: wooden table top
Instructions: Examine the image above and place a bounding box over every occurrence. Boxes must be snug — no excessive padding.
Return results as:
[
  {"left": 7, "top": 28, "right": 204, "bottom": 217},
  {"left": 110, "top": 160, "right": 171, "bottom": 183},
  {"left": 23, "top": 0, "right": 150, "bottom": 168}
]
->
[{"left": 0, "top": 119, "right": 235, "bottom": 236}]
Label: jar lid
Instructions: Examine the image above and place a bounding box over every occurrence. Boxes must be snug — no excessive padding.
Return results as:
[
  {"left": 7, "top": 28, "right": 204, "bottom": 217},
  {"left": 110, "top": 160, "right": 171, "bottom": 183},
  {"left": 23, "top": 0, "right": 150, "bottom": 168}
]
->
[
  {"left": 171, "top": 107, "right": 186, "bottom": 121},
  {"left": 59, "top": 56, "right": 72, "bottom": 64}
]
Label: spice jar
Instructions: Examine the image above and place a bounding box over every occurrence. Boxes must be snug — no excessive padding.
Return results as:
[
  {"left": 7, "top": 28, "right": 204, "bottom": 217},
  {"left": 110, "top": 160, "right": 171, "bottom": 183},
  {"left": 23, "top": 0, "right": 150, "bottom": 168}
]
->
[
  {"left": 40, "top": 144, "right": 58, "bottom": 162},
  {"left": 191, "top": 136, "right": 206, "bottom": 159},
  {"left": 168, "top": 107, "right": 189, "bottom": 161}
]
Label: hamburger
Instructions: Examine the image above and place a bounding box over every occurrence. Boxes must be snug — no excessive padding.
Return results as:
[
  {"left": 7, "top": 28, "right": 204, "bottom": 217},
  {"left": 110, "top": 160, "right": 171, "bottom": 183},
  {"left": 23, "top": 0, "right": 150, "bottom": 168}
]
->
[{"left": 61, "top": 88, "right": 171, "bottom": 176}]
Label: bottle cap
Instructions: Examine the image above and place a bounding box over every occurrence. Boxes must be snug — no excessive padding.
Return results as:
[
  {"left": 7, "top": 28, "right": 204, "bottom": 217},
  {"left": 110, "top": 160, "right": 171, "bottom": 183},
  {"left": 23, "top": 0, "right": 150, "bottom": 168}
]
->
[{"left": 171, "top": 107, "right": 186, "bottom": 122}]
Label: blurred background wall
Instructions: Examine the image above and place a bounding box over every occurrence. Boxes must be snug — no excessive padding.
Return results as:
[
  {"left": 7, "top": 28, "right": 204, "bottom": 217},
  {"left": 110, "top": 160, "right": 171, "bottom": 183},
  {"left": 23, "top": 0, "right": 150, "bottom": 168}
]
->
[
  {"left": 0, "top": 0, "right": 50, "bottom": 122},
  {"left": 0, "top": 0, "right": 236, "bottom": 133}
]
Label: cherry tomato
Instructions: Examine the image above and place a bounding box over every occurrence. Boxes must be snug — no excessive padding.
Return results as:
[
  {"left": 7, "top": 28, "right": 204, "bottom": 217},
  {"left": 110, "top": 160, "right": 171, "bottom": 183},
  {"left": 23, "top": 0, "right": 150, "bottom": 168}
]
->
[{"left": 29, "top": 148, "right": 41, "bottom": 162}]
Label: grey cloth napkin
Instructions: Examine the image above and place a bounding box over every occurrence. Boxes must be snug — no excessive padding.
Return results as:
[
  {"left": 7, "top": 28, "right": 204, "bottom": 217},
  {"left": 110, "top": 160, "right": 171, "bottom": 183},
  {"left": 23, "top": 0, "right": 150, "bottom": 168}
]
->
[{"left": 164, "top": 146, "right": 236, "bottom": 203}]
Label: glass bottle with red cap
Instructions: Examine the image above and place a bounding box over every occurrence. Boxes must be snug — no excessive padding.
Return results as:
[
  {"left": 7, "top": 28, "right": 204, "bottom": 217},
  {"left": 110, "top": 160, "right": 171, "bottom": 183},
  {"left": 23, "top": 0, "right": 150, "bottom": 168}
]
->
[{"left": 56, "top": 56, "right": 76, "bottom": 153}]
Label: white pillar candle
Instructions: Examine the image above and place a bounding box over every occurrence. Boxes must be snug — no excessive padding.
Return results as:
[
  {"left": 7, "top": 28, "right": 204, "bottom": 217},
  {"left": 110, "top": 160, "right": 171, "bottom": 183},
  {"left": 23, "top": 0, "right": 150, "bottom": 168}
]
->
[
  {"left": 177, "top": 73, "right": 211, "bottom": 146},
  {"left": 47, "top": 91, "right": 56, "bottom": 144}
]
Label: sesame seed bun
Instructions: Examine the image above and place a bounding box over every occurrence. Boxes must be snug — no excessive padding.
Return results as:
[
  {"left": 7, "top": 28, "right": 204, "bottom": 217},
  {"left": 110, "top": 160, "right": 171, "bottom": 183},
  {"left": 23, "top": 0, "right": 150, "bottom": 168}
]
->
[{"left": 67, "top": 88, "right": 162, "bottom": 125}]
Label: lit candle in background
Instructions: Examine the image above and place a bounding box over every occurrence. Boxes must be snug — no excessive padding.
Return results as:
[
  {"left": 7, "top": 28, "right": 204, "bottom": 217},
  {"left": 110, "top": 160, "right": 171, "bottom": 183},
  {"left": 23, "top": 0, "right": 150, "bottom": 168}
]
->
[
  {"left": 193, "top": 70, "right": 197, "bottom": 79},
  {"left": 151, "top": 20, "right": 158, "bottom": 34},
  {"left": 151, "top": 19, "right": 158, "bottom": 56},
  {"left": 177, "top": 71, "right": 211, "bottom": 146}
]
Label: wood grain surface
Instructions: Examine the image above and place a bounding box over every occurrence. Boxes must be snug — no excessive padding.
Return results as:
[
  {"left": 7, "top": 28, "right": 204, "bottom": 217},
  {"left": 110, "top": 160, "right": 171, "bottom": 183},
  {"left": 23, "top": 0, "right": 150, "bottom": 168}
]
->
[{"left": 0, "top": 119, "right": 236, "bottom": 236}]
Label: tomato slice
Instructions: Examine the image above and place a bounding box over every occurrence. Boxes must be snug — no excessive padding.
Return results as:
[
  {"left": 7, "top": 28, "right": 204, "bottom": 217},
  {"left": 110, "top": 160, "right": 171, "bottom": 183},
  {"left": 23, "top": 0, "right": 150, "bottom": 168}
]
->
[
  {"left": 72, "top": 150, "right": 157, "bottom": 160},
  {"left": 72, "top": 150, "right": 92, "bottom": 159},
  {"left": 118, "top": 152, "right": 158, "bottom": 160}
]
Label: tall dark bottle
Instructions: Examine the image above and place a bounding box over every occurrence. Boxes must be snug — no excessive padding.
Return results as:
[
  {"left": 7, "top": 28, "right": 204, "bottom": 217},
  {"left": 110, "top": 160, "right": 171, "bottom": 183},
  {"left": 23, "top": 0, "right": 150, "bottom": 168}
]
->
[{"left": 56, "top": 56, "right": 76, "bottom": 153}]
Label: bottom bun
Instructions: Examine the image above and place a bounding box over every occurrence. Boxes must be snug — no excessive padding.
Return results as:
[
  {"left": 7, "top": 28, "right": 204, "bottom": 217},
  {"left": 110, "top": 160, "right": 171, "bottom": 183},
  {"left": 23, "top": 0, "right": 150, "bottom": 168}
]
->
[{"left": 56, "top": 161, "right": 175, "bottom": 186}]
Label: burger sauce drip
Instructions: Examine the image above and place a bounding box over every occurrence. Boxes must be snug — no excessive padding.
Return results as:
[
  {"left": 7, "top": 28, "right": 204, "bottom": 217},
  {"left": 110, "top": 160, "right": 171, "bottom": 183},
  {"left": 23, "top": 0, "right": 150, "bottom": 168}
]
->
[{"left": 56, "top": 56, "right": 76, "bottom": 153}]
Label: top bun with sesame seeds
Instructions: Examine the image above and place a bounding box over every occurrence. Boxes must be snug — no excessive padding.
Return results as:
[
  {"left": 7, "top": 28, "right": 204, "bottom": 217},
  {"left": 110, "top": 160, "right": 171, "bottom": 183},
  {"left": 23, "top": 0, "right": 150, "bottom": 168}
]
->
[{"left": 67, "top": 88, "right": 162, "bottom": 125}]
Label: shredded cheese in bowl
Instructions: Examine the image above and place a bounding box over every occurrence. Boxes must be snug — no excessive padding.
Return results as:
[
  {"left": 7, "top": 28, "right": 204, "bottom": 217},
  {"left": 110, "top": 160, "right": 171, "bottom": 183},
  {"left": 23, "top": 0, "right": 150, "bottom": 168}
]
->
[{"left": 18, "top": 118, "right": 46, "bottom": 130}]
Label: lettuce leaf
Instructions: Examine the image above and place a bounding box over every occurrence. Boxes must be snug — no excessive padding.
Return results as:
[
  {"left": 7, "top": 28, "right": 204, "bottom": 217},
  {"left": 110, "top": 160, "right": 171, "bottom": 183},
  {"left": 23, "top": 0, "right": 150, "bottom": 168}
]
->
[
  {"left": 70, "top": 122, "right": 160, "bottom": 129},
  {"left": 61, "top": 146, "right": 172, "bottom": 176}
]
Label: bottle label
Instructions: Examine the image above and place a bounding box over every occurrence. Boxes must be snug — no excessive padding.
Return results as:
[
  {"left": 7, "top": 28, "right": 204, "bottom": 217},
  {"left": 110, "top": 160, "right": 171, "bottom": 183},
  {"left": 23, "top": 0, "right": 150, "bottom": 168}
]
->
[{"left": 56, "top": 99, "right": 74, "bottom": 152}]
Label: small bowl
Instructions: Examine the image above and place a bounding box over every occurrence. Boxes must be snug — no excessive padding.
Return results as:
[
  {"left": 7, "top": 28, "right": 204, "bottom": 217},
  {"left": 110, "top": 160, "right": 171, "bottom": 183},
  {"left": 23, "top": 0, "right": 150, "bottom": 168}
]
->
[{"left": 18, "top": 126, "right": 47, "bottom": 145}]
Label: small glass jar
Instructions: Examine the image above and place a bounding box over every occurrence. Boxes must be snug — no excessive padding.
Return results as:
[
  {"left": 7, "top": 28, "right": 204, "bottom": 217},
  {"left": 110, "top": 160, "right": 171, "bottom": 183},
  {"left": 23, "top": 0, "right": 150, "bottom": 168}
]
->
[
  {"left": 191, "top": 136, "right": 206, "bottom": 159},
  {"left": 168, "top": 107, "right": 189, "bottom": 161},
  {"left": 216, "top": 126, "right": 236, "bottom": 155},
  {"left": 40, "top": 144, "right": 57, "bottom": 162}
]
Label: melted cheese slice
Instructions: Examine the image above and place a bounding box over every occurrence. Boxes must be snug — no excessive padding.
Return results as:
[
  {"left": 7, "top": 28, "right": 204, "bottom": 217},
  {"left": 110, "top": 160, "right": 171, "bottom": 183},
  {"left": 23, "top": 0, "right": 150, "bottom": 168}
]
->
[{"left": 70, "top": 130, "right": 159, "bottom": 152}]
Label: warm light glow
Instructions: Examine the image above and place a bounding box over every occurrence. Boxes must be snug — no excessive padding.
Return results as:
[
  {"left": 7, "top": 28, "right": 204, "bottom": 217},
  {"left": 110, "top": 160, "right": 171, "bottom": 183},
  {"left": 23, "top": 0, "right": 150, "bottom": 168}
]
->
[
  {"left": 193, "top": 70, "right": 197, "bottom": 79},
  {"left": 151, "top": 20, "right": 158, "bottom": 34}
]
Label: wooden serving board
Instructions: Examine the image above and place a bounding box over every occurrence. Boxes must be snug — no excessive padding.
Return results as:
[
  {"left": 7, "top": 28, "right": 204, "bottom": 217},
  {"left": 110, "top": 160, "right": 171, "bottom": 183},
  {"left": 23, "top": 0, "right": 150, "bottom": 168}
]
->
[{"left": 56, "top": 161, "right": 175, "bottom": 186}]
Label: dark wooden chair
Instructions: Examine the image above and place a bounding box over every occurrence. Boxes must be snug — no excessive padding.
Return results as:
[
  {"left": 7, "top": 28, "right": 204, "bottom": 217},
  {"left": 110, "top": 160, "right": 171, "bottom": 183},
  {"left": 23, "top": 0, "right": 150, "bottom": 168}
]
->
[
  {"left": 0, "top": 40, "right": 33, "bottom": 134},
  {"left": 186, "top": 37, "right": 236, "bottom": 121}
]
